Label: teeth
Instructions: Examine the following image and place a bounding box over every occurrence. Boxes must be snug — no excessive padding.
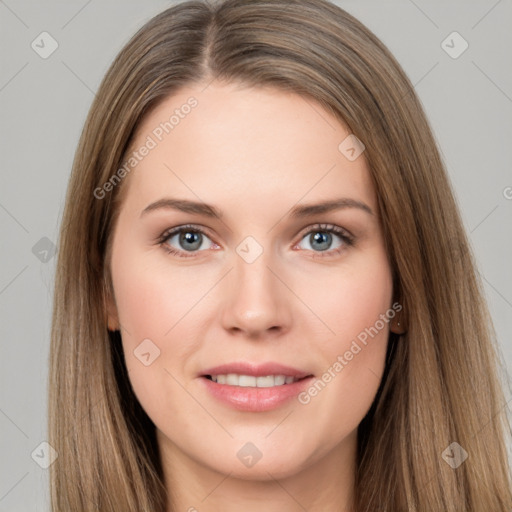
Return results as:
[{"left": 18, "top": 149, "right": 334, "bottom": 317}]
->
[
  {"left": 209, "top": 374, "right": 300, "bottom": 387},
  {"left": 238, "top": 375, "right": 256, "bottom": 387},
  {"left": 226, "top": 373, "right": 239, "bottom": 386},
  {"left": 274, "top": 375, "right": 285, "bottom": 385}
]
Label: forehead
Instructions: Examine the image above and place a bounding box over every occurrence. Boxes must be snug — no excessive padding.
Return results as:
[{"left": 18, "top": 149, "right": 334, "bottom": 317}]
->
[{"left": 118, "top": 81, "right": 376, "bottom": 219}]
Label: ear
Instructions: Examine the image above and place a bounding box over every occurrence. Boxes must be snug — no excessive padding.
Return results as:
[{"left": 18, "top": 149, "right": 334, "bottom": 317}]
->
[
  {"left": 390, "top": 285, "right": 407, "bottom": 335},
  {"left": 106, "top": 295, "right": 120, "bottom": 332},
  {"left": 390, "top": 312, "right": 406, "bottom": 335}
]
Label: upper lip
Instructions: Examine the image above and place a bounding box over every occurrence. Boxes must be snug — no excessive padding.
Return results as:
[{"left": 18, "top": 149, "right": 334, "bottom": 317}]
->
[{"left": 200, "top": 362, "right": 313, "bottom": 379}]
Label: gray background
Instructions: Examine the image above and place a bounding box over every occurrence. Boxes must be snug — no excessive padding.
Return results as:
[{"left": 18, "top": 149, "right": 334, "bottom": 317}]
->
[{"left": 1, "top": 0, "right": 511, "bottom": 509}]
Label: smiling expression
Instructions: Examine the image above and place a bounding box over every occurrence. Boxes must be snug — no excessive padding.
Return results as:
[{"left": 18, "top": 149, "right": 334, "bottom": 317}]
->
[{"left": 106, "top": 79, "right": 396, "bottom": 480}]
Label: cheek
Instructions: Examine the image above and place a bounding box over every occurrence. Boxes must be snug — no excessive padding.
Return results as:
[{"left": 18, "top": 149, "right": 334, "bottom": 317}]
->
[
  {"left": 113, "top": 270, "right": 172, "bottom": 340},
  {"left": 311, "top": 251, "right": 393, "bottom": 349},
  {"left": 111, "top": 244, "right": 208, "bottom": 344},
  {"left": 110, "top": 255, "right": 196, "bottom": 427},
  {"left": 109, "top": 245, "right": 215, "bottom": 414},
  {"left": 298, "top": 255, "right": 393, "bottom": 429}
]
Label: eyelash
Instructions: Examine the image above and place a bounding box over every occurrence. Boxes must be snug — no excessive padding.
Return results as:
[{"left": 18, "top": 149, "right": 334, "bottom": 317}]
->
[{"left": 157, "top": 223, "right": 355, "bottom": 259}]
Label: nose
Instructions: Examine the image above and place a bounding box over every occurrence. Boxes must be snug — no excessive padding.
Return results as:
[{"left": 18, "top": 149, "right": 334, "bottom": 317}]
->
[{"left": 220, "top": 248, "right": 292, "bottom": 339}]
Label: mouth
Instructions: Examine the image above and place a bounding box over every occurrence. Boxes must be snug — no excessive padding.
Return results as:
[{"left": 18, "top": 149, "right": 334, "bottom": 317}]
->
[
  {"left": 198, "top": 362, "right": 315, "bottom": 412},
  {"left": 202, "top": 374, "right": 312, "bottom": 387}
]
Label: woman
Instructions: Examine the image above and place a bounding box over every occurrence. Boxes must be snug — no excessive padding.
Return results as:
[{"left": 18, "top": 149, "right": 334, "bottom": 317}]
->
[{"left": 49, "top": 0, "right": 512, "bottom": 510}]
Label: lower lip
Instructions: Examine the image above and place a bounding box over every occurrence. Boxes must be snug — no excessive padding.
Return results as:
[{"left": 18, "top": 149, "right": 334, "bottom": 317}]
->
[{"left": 199, "top": 376, "right": 314, "bottom": 412}]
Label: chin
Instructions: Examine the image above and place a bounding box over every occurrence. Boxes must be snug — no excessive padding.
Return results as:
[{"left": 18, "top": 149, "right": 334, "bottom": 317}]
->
[{"left": 201, "top": 446, "right": 312, "bottom": 481}]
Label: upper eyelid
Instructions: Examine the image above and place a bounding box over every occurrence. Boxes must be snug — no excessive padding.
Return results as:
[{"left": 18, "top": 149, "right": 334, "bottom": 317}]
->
[
  {"left": 296, "top": 223, "right": 353, "bottom": 239},
  {"left": 159, "top": 224, "right": 213, "bottom": 242}
]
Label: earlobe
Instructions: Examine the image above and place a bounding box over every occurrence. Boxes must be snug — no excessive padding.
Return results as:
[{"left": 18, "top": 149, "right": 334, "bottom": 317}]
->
[
  {"left": 107, "top": 313, "right": 119, "bottom": 332},
  {"left": 106, "top": 297, "right": 120, "bottom": 331},
  {"left": 390, "top": 313, "right": 407, "bottom": 334},
  {"left": 390, "top": 289, "right": 407, "bottom": 334}
]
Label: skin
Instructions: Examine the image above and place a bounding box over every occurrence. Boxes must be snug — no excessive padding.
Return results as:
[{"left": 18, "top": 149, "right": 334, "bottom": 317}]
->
[{"left": 106, "top": 80, "right": 403, "bottom": 512}]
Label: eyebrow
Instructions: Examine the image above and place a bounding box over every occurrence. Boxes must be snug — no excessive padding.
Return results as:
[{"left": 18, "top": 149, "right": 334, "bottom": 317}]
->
[{"left": 140, "top": 197, "right": 373, "bottom": 219}]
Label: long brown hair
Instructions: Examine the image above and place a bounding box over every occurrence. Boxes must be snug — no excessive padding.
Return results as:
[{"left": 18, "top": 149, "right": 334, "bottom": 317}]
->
[{"left": 49, "top": 0, "right": 512, "bottom": 510}]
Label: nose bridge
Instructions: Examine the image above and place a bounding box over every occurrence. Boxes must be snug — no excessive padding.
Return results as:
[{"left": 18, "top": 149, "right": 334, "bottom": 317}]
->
[
  {"left": 235, "top": 242, "right": 274, "bottom": 292},
  {"left": 221, "top": 236, "right": 290, "bottom": 335}
]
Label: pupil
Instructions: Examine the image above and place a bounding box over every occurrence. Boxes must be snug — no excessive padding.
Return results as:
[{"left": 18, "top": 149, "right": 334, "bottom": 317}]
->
[
  {"left": 311, "top": 232, "right": 331, "bottom": 251},
  {"left": 180, "top": 231, "right": 201, "bottom": 251}
]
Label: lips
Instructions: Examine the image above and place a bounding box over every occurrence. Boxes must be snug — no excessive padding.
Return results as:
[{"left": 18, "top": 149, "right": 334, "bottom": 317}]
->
[{"left": 198, "top": 362, "right": 314, "bottom": 412}]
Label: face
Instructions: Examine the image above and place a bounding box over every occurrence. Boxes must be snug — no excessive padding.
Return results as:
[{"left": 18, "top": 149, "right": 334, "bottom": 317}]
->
[{"left": 106, "top": 80, "right": 399, "bottom": 481}]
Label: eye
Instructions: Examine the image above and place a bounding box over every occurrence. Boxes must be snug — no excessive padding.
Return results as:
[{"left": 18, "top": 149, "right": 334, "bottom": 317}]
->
[
  {"left": 158, "top": 224, "right": 217, "bottom": 258},
  {"left": 157, "top": 223, "right": 354, "bottom": 259},
  {"left": 294, "top": 223, "right": 354, "bottom": 257}
]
